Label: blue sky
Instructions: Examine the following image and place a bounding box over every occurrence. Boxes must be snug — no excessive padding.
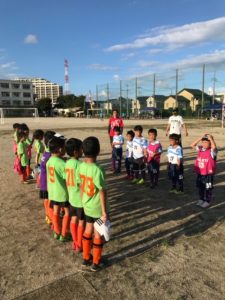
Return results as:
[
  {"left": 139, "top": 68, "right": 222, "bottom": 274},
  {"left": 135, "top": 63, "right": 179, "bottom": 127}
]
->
[{"left": 1, "top": 0, "right": 225, "bottom": 96}]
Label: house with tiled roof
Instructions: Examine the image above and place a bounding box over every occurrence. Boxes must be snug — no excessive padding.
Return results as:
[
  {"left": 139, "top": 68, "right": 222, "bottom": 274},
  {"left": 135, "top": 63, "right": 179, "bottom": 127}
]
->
[
  {"left": 178, "top": 88, "right": 212, "bottom": 111},
  {"left": 164, "top": 95, "right": 190, "bottom": 110}
]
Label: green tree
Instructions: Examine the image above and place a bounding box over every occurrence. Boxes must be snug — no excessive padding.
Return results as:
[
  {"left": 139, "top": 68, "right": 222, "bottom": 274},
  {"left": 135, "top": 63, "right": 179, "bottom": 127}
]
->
[
  {"left": 36, "top": 98, "right": 52, "bottom": 113},
  {"left": 56, "top": 94, "right": 85, "bottom": 109}
]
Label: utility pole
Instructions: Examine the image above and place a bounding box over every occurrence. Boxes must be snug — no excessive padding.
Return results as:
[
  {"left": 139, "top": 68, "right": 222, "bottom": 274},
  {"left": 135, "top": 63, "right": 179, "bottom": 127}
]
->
[{"left": 126, "top": 84, "right": 129, "bottom": 118}]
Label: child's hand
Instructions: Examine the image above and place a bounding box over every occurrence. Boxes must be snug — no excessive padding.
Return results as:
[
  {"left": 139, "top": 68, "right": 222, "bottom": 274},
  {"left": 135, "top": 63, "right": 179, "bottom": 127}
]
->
[{"left": 101, "top": 213, "right": 108, "bottom": 223}]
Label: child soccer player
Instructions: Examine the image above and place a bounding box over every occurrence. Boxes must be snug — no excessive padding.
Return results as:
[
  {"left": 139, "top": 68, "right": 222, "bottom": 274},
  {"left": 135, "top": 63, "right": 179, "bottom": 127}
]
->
[
  {"left": 46, "top": 136, "right": 70, "bottom": 241},
  {"left": 33, "top": 129, "right": 45, "bottom": 187},
  {"left": 147, "top": 128, "right": 162, "bottom": 188},
  {"left": 132, "top": 125, "right": 148, "bottom": 185},
  {"left": 20, "top": 123, "right": 33, "bottom": 179},
  {"left": 167, "top": 134, "right": 184, "bottom": 194},
  {"left": 17, "top": 131, "right": 30, "bottom": 183},
  {"left": 12, "top": 123, "right": 20, "bottom": 154},
  {"left": 39, "top": 131, "right": 56, "bottom": 225},
  {"left": 191, "top": 134, "right": 217, "bottom": 208},
  {"left": 33, "top": 129, "right": 45, "bottom": 166},
  {"left": 78, "top": 136, "right": 110, "bottom": 271},
  {"left": 65, "top": 138, "right": 84, "bottom": 252},
  {"left": 112, "top": 126, "right": 124, "bottom": 174},
  {"left": 125, "top": 130, "right": 134, "bottom": 179}
]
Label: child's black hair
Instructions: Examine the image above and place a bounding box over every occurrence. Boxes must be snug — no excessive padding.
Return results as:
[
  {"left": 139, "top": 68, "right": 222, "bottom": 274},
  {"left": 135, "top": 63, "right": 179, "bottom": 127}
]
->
[
  {"left": 17, "top": 130, "right": 26, "bottom": 140},
  {"left": 127, "top": 130, "right": 135, "bottom": 139},
  {"left": 33, "top": 129, "right": 44, "bottom": 139},
  {"left": 82, "top": 136, "right": 100, "bottom": 158},
  {"left": 148, "top": 128, "right": 157, "bottom": 136},
  {"left": 48, "top": 136, "right": 66, "bottom": 154},
  {"left": 65, "top": 138, "right": 82, "bottom": 157},
  {"left": 13, "top": 123, "right": 20, "bottom": 130},
  {"left": 20, "top": 123, "right": 29, "bottom": 132},
  {"left": 134, "top": 125, "right": 143, "bottom": 133},
  {"left": 44, "top": 131, "right": 56, "bottom": 147},
  {"left": 169, "top": 133, "right": 180, "bottom": 142},
  {"left": 114, "top": 126, "right": 121, "bottom": 133}
]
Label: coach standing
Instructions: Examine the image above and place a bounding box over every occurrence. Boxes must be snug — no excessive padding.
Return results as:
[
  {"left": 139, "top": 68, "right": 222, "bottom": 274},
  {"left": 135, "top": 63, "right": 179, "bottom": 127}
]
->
[
  {"left": 108, "top": 109, "right": 124, "bottom": 144},
  {"left": 166, "top": 108, "right": 188, "bottom": 145}
]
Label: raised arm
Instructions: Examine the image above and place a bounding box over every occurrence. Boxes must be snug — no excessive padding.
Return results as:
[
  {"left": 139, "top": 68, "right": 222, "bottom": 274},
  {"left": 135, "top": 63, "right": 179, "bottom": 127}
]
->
[{"left": 191, "top": 136, "right": 202, "bottom": 149}]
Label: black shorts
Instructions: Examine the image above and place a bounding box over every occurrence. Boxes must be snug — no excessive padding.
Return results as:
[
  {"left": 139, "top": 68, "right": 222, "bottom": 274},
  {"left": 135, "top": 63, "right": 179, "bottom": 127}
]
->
[
  {"left": 39, "top": 190, "right": 48, "bottom": 199},
  {"left": 70, "top": 205, "right": 85, "bottom": 220},
  {"left": 85, "top": 215, "right": 99, "bottom": 223},
  {"left": 50, "top": 200, "right": 70, "bottom": 208}
]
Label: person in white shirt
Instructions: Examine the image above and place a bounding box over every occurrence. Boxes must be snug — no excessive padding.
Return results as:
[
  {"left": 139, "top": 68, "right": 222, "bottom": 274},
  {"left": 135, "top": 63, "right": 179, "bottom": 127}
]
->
[
  {"left": 167, "top": 134, "right": 184, "bottom": 194},
  {"left": 125, "top": 130, "right": 134, "bottom": 180},
  {"left": 166, "top": 108, "right": 188, "bottom": 146},
  {"left": 112, "top": 126, "right": 124, "bottom": 174},
  {"left": 132, "top": 125, "right": 148, "bottom": 185}
]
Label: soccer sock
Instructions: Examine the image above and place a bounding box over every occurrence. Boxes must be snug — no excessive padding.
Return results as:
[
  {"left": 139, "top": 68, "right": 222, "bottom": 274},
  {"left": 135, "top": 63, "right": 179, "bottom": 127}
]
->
[
  {"left": 48, "top": 205, "right": 54, "bottom": 223},
  {"left": 205, "top": 189, "right": 213, "bottom": 202},
  {"left": 53, "top": 214, "right": 61, "bottom": 235},
  {"left": 61, "top": 215, "right": 70, "bottom": 237},
  {"left": 77, "top": 224, "right": 85, "bottom": 249},
  {"left": 26, "top": 165, "right": 31, "bottom": 177},
  {"left": 82, "top": 233, "right": 92, "bottom": 261},
  {"left": 93, "top": 237, "right": 104, "bottom": 265},
  {"left": 70, "top": 222, "right": 78, "bottom": 245}
]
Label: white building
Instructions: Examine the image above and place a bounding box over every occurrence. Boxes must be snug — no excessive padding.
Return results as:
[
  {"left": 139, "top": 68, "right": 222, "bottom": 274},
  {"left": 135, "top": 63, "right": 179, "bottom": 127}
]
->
[
  {"left": 0, "top": 79, "right": 34, "bottom": 107},
  {"left": 18, "top": 78, "right": 63, "bottom": 104}
]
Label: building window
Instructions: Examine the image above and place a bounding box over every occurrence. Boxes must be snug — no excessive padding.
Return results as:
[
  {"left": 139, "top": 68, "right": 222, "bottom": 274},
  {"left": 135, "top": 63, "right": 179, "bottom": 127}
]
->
[
  {"left": 13, "top": 92, "right": 20, "bottom": 97},
  {"left": 22, "top": 84, "right": 31, "bottom": 89},
  {"left": 1, "top": 92, "right": 10, "bottom": 97},
  {"left": 13, "top": 100, "right": 21, "bottom": 106},
  {"left": 12, "top": 83, "right": 20, "bottom": 89},
  {"left": 2, "top": 100, "right": 11, "bottom": 106},
  {"left": 23, "top": 101, "right": 31, "bottom": 106},
  {"left": 23, "top": 92, "right": 31, "bottom": 98},
  {"left": 0, "top": 83, "right": 9, "bottom": 88}
]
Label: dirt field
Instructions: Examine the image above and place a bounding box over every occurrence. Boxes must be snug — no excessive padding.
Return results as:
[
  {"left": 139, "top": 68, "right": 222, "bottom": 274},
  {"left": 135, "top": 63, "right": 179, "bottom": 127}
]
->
[{"left": 0, "top": 117, "right": 225, "bottom": 300}]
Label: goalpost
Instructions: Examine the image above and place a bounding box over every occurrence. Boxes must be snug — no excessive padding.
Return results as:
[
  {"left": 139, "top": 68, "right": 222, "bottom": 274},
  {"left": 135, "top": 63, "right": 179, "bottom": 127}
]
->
[
  {"left": 0, "top": 107, "right": 39, "bottom": 125},
  {"left": 87, "top": 108, "right": 106, "bottom": 118}
]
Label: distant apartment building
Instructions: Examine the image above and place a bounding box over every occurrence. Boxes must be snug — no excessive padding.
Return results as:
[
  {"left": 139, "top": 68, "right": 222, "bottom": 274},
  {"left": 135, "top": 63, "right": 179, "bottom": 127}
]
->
[
  {"left": 0, "top": 79, "right": 34, "bottom": 107},
  {"left": 17, "top": 78, "right": 63, "bottom": 104}
]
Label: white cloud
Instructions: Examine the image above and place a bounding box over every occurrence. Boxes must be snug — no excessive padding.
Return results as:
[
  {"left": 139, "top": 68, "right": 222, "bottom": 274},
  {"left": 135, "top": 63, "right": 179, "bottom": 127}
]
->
[
  {"left": 135, "top": 49, "right": 225, "bottom": 72},
  {"left": 88, "top": 63, "right": 118, "bottom": 71},
  {"left": 24, "top": 34, "right": 38, "bottom": 44},
  {"left": 113, "top": 74, "right": 120, "bottom": 80},
  {"left": 0, "top": 61, "right": 16, "bottom": 69},
  {"left": 105, "top": 17, "right": 225, "bottom": 52}
]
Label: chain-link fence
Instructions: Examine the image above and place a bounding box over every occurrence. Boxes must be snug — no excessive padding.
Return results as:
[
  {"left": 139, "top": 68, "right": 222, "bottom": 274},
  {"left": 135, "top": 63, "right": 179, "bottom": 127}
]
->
[{"left": 93, "top": 65, "right": 225, "bottom": 119}]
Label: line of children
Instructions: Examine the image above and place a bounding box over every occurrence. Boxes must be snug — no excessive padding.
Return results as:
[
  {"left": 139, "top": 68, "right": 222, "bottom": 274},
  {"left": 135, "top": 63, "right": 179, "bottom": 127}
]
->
[
  {"left": 111, "top": 124, "right": 218, "bottom": 208},
  {"left": 13, "top": 124, "right": 111, "bottom": 271}
]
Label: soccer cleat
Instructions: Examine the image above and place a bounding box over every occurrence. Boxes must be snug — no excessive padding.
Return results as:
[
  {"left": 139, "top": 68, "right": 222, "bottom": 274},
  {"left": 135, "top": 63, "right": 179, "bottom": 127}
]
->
[
  {"left": 196, "top": 200, "right": 204, "bottom": 206},
  {"left": 90, "top": 262, "right": 105, "bottom": 272},
  {"left": 81, "top": 256, "right": 93, "bottom": 268},
  {"left": 94, "top": 219, "right": 111, "bottom": 242},
  {"left": 200, "top": 201, "right": 210, "bottom": 208},
  {"left": 54, "top": 232, "right": 60, "bottom": 240},
  {"left": 136, "top": 178, "right": 145, "bottom": 185},
  {"left": 59, "top": 235, "right": 71, "bottom": 242},
  {"left": 132, "top": 178, "right": 139, "bottom": 184}
]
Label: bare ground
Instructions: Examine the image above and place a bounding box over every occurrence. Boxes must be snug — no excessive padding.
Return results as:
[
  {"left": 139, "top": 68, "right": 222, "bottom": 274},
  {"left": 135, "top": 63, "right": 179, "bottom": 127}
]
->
[{"left": 0, "top": 118, "right": 225, "bottom": 300}]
